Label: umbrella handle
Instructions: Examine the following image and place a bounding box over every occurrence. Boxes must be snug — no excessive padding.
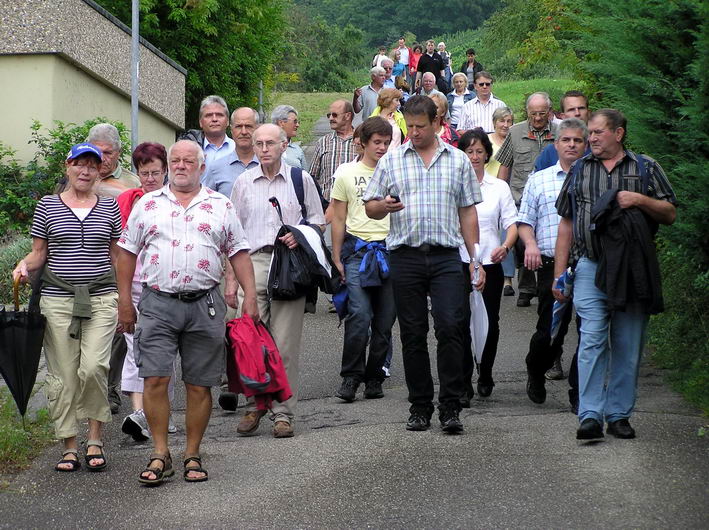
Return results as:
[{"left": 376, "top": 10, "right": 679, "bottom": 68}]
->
[{"left": 13, "top": 276, "right": 21, "bottom": 311}]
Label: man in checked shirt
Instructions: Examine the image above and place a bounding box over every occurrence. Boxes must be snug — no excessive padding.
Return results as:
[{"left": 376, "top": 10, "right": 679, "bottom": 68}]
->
[{"left": 517, "top": 118, "right": 587, "bottom": 407}]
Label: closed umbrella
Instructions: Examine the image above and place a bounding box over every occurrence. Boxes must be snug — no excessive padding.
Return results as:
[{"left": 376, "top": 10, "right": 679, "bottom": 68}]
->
[
  {"left": 551, "top": 268, "right": 574, "bottom": 343},
  {"left": 0, "top": 278, "right": 46, "bottom": 419},
  {"left": 469, "top": 244, "right": 489, "bottom": 363}
]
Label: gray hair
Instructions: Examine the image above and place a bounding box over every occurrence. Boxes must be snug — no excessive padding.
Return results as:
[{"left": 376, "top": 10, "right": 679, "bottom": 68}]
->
[
  {"left": 230, "top": 107, "right": 260, "bottom": 126},
  {"left": 86, "top": 123, "right": 121, "bottom": 151},
  {"left": 422, "top": 72, "right": 436, "bottom": 81},
  {"left": 381, "top": 58, "right": 394, "bottom": 67},
  {"left": 271, "top": 105, "right": 297, "bottom": 124},
  {"left": 492, "top": 106, "right": 514, "bottom": 124},
  {"left": 526, "top": 91, "right": 552, "bottom": 110},
  {"left": 556, "top": 117, "right": 589, "bottom": 142},
  {"left": 199, "top": 95, "right": 229, "bottom": 119},
  {"left": 370, "top": 66, "right": 385, "bottom": 76},
  {"left": 168, "top": 140, "right": 205, "bottom": 167},
  {"left": 451, "top": 72, "right": 468, "bottom": 85}
]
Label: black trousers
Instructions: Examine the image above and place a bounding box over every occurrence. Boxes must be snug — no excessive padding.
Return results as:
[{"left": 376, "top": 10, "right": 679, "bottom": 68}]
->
[
  {"left": 107, "top": 332, "right": 127, "bottom": 405},
  {"left": 514, "top": 237, "right": 538, "bottom": 297},
  {"left": 389, "top": 246, "right": 467, "bottom": 414},
  {"left": 525, "top": 258, "right": 573, "bottom": 378},
  {"left": 462, "top": 263, "right": 504, "bottom": 390}
]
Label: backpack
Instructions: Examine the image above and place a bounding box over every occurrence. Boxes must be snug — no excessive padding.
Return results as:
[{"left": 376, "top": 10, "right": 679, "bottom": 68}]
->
[{"left": 290, "top": 167, "right": 328, "bottom": 224}]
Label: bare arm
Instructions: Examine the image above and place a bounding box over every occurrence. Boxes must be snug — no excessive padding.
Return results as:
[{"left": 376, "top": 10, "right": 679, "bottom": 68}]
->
[
  {"left": 518, "top": 224, "right": 542, "bottom": 270},
  {"left": 490, "top": 223, "right": 518, "bottom": 264},
  {"left": 116, "top": 248, "right": 138, "bottom": 333},
  {"left": 330, "top": 199, "right": 348, "bottom": 281},
  {"left": 352, "top": 87, "right": 362, "bottom": 114},
  {"left": 497, "top": 165, "right": 510, "bottom": 182},
  {"left": 12, "top": 237, "right": 48, "bottom": 282},
  {"left": 459, "top": 204, "right": 485, "bottom": 291},
  {"left": 616, "top": 192, "right": 676, "bottom": 225},
  {"left": 364, "top": 195, "right": 404, "bottom": 220},
  {"left": 223, "top": 259, "right": 239, "bottom": 309},
  {"left": 552, "top": 217, "right": 573, "bottom": 302},
  {"left": 229, "top": 250, "right": 259, "bottom": 323}
]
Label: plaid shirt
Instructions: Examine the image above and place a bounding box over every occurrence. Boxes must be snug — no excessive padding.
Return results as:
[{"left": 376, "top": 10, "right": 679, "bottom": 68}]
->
[
  {"left": 308, "top": 131, "right": 356, "bottom": 200},
  {"left": 517, "top": 161, "right": 567, "bottom": 257},
  {"left": 363, "top": 137, "right": 482, "bottom": 250},
  {"left": 556, "top": 151, "right": 677, "bottom": 260}
]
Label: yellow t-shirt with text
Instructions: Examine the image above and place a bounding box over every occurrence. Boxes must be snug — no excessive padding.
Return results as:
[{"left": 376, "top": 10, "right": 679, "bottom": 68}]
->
[{"left": 330, "top": 161, "right": 389, "bottom": 242}]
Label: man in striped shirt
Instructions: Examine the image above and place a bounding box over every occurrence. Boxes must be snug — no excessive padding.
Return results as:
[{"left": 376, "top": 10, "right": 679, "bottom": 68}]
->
[
  {"left": 309, "top": 99, "right": 357, "bottom": 202},
  {"left": 456, "top": 72, "right": 507, "bottom": 134},
  {"left": 517, "top": 118, "right": 587, "bottom": 406},
  {"left": 553, "top": 109, "right": 677, "bottom": 441},
  {"left": 363, "top": 96, "right": 484, "bottom": 434}
]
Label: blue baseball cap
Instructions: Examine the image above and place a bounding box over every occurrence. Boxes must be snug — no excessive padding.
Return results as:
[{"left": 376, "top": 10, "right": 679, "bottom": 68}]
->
[{"left": 66, "top": 142, "right": 103, "bottom": 162}]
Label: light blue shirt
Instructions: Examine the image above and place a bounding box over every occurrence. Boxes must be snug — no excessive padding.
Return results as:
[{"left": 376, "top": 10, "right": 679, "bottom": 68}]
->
[
  {"left": 203, "top": 151, "right": 259, "bottom": 198},
  {"left": 517, "top": 161, "right": 566, "bottom": 257},
  {"left": 283, "top": 141, "right": 306, "bottom": 169}
]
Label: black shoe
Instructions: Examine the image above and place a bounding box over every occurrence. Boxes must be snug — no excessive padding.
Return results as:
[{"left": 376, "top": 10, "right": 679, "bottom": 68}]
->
[
  {"left": 576, "top": 418, "right": 604, "bottom": 440},
  {"left": 336, "top": 377, "right": 359, "bottom": 402},
  {"left": 363, "top": 380, "right": 384, "bottom": 399},
  {"left": 606, "top": 419, "right": 636, "bottom": 439},
  {"left": 406, "top": 411, "right": 431, "bottom": 431},
  {"left": 526, "top": 374, "right": 546, "bottom": 404},
  {"left": 477, "top": 381, "right": 494, "bottom": 398},
  {"left": 503, "top": 285, "right": 515, "bottom": 297},
  {"left": 517, "top": 294, "right": 532, "bottom": 307},
  {"left": 218, "top": 392, "right": 239, "bottom": 412},
  {"left": 439, "top": 408, "right": 464, "bottom": 434}
]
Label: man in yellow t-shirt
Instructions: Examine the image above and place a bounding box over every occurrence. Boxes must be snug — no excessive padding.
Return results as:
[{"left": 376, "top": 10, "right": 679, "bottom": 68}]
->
[{"left": 331, "top": 117, "right": 396, "bottom": 402}]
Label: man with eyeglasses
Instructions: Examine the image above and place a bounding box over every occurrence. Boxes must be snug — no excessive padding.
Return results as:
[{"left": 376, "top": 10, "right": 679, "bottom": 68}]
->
[
  {"left": 415, "top": 40, "right": 445, "bottom": 92},
  {"left": 230, "top": 124, "right": 326, "bottom": 438},
  {"left": 381, "top": 58, "right": 396, "bottom": 89},
  {"left": 354, "top": 66, "right": 387, "bottom": 123},
  {"left": 496, "top": 92, "right": 558, "bottom": 308},
  {"left": 457, "top": 71, "right": 507, "bottom": 135},
  {"left": 271, "top": 105, "right": 305, "bottom": 169}
]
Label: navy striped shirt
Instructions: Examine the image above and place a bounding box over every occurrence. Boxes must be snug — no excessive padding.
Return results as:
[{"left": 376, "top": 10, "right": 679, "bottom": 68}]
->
[{"left": 31, "top": 195, "right": 122, "bottom": 297}]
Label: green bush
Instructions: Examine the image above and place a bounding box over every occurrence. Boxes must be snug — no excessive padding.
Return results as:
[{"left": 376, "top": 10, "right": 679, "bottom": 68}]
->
[{"left": 0, "top": 234, "right": 32, "bottom": 306}]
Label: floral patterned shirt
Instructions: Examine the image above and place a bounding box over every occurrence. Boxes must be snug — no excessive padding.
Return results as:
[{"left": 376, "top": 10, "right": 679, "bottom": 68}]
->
[{"left": 118, "top": 184, "right": 250, "bottom": 292}]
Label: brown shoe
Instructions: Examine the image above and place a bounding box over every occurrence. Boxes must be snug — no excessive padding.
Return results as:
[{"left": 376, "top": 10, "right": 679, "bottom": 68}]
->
[
  {"left": 272, "top": 420, "right": 294, "bottom": 438},
  {"left": 237, "top": 410, "right": 267, "bottom": 436}
]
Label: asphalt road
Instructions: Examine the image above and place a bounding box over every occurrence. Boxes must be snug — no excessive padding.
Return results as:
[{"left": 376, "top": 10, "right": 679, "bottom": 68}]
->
[{"left": 0, "top": 292, "right": 707, "bottom": 529}]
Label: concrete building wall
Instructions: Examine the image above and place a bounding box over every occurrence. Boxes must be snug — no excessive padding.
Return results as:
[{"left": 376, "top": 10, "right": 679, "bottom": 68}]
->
[{"left": 0, "top": 55, "right": 176, "bottom": 163}]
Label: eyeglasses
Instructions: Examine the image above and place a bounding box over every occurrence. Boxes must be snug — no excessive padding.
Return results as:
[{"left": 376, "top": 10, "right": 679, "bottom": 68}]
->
[
  {"left": 284, "top": 118, "right": 299, "bottom": 125},
  {"left": 384, "top": 67, "right": 393, "bottom": 71},
  {"left": 327, "top": 113, "right": 339, "bottom": 118},
  {"left": 528, "top": 111, "right": 550, "bottom": 117},
  {"left": 254, "top": 140, "right": 280, "bottom": 150},
  {"left": 138, "top": 170, "right": 164, "bottom": 179},
  {"left": 477, "top": 82, "right": 492, "bottom": 87}
]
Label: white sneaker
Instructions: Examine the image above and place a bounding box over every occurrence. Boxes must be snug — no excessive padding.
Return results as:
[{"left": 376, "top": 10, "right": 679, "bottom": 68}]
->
[
  {"left": 121, "top": 409, "right": 151, "bottom": 442},
  {"left": 168, "top": 414, "right": 177, "bottom": 434}
]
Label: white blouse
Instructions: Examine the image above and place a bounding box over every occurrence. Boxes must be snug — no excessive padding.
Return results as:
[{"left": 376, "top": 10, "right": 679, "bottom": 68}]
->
[{"left": 459, "top": 172, "right": 518, "bottom": 264}]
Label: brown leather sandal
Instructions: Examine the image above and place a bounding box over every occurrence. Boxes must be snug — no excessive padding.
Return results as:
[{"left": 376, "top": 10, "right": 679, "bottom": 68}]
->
[
  {"left": 138, "top": 452, "right": 174, "bottom": 486},
  {"left": 183, "top": 455, "right": 208, "bottom": 482}
]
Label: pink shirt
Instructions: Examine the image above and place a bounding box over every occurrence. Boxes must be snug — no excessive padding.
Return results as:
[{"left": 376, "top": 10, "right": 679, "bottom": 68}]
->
[
  {"left": 118, "top": 184, "right": 250, "bottom": 292},
  {"left": 231, "top": 162, "right": 325, "bottom": 253}
]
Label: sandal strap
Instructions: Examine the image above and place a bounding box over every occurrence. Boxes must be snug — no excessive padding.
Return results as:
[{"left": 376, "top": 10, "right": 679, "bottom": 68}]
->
[
  {"left": 62, "top": 449, "right": 79, "bottom": 457},
  {"left": 86, "top": 439, "right": 103, "bottom": 448},
  {"left": 183, "top": 456, "right": 202, "bottom": 466}
]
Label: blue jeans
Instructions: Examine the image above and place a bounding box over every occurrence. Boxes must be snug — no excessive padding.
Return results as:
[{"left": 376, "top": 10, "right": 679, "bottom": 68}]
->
[
  {"left": 340, "top": 254, "right": 397, "bottom": 383},
  {"left": 500, "top": 228, "right": 516, "bottom": 277},
  {"left": 573, "top": 257, "right": 649, "bottom": 423}
]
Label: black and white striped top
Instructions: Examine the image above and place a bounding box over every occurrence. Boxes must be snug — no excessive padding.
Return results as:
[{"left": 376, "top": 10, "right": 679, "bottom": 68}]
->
[{"left": 31, "top": 195, "right": 122, "bottom": 297}]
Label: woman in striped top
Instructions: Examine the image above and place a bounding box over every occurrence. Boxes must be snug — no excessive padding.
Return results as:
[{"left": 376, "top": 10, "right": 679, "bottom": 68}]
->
[{"left": 13, "top": 143, "right": 122, "bottom": 473}]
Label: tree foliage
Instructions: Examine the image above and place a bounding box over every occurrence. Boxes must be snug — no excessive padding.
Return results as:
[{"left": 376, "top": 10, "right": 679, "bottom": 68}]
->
[
  {"left": 295, "top": 0, "right": 498, "bottom": 47},
  {"left": 96, "top": 0, "right": 287, "bottom": 127}
]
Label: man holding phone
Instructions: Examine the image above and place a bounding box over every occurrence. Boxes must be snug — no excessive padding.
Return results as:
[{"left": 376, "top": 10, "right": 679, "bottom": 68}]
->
[{"left": 363, "top": 96, "right": 484, "bottom": 434}]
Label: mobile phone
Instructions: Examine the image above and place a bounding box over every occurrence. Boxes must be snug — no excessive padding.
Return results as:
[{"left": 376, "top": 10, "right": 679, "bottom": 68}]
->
[{"left": 390, "top": 194, "right": 400, "bottom": 203}]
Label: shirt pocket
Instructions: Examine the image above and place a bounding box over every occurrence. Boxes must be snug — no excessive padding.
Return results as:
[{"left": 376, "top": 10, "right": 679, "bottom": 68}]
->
[{"left": 621, "top": 175, "right": 642, "bottom": 193}]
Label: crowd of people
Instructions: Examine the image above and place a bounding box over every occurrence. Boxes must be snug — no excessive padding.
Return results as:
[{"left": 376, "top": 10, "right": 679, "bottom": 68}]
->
[{"left": 11, "top": 35, "right": 677, "bottom": 485}]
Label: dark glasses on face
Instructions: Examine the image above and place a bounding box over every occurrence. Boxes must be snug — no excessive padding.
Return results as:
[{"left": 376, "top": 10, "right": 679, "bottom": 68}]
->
[
  {"left": 477, "top": 82, "right": 492, "bottom": 87},
  {"left": 327, "top": 113, "right": 339, "bottom": 118}
]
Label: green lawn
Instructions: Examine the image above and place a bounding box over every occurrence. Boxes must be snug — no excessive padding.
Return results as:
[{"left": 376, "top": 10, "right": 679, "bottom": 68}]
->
[{"left": 270, "top": 92, "right": 351, "bottom": 145}]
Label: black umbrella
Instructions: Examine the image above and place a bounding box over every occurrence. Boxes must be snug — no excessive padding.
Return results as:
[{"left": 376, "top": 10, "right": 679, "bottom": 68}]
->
[{"left": 0, "top": 277, "right": 46, "bottom": 419}]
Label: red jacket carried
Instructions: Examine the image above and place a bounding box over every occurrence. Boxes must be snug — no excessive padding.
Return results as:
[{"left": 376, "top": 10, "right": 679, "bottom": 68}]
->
[{"left": 225, "top": 317, "right": 292, "bottom": 411}]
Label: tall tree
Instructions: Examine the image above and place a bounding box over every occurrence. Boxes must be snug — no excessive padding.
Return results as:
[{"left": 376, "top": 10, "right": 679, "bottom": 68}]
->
[{"left": 97, "top": 0, "right": 287, "bottom": 127}]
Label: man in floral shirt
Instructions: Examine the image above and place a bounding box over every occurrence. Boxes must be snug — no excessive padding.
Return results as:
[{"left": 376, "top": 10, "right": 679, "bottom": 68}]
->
[{"left": 117, "top": 139, "right": 258, "bottom": 485}]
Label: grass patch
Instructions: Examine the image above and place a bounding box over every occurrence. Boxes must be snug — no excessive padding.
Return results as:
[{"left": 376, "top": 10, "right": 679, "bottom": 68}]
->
[
  {"left": 0, "top": 233, "right": 32, "bottom": 306},
  {"left": 492, "top": 78, "right": 581, "bottom": 117},
  {"left": 0, "top": 387, "right": 54, "bottom": 478},
  {"left": 270, "top": 92, "right": 351, "bottom": 145}
]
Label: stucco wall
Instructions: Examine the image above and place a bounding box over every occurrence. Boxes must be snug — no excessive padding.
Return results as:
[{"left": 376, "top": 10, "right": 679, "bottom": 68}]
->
[
  {"left": 0, "top": 54, "right": 177, "bottom": 164},
  {"left": 0, "top": 0, "right": 185, "bottom": 129}
]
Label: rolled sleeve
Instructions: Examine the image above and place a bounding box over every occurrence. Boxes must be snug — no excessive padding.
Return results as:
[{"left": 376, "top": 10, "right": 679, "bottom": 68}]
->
[
  {"left": 222, "top": 203, "right": 251, "bottom": 257},
  {"left": 647, "top": 158, "right": 677, "bottom": 204},
  {"left": 494, "top": 135, "right": 514, "bottom": 167}
]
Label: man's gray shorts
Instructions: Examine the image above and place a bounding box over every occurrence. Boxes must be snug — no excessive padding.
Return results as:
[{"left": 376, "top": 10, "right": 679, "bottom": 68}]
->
[{"left": 134, "top": 286, "right": 227, "bottom": 387}]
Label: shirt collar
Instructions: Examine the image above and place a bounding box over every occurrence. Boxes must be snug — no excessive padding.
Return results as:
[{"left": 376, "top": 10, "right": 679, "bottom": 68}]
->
[
  {"left": 481, "top": 171, "right": 498, "bottom": 186},
  {"left": 252, "top": 161, "right": 288, "bottom": 183},
  {"left": 526, "top": 120, "right": 553, "bottom": 139},
  {"left": 156, "top": 183, "right": 220, "bottom": 205},
  {"left": 231, "top": 151, "right": 259, "bottom": 167},
  {"left": 403, "top": 135, "right": 451, "bottom": 156},
  {"left": 106, "top": 165, "right": 122, "bottom": 180},
  {"left": 550, "top": 161, "right": 567, "bottom": 178},
  {"left": 203, "top": 135, "right": 234, "bottom": 151}
]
